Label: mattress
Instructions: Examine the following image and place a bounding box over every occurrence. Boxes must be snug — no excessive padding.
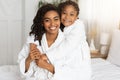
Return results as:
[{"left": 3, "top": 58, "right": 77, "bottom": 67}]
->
[
  {"left": 91, "top": 58, "right": 120, "bottom": 80},
  {"left": 0, "top": 65, "right": 22, "bottom": 80}
]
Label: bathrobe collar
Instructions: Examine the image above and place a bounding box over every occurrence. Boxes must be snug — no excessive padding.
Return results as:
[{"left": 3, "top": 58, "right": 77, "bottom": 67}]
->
[
  {"left": 63, "top": 19, "right": 79, "bottom": 35},
  {"left": 41, "top": 29, "right": 64, "bottom": 53}
]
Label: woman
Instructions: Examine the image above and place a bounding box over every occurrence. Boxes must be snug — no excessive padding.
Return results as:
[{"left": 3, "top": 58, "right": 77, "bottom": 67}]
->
[{"left": 18, "top": 4, "right": 64, "bottom": 80}]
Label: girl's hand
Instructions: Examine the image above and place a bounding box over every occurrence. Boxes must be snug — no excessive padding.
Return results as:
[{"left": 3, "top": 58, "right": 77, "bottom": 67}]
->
[
  {"left": 40, "top": 54, "right": 48, "bottom": 61},
  {"left": 35, "top": 59, "right": 54, "bottom": 74},
  {"left": 35, "top": 58, "right": 48, "bottom": 69}
]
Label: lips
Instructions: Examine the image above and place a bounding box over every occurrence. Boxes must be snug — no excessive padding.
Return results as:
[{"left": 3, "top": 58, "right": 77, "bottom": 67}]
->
[
  {"left": 49, "top": 26, "right": 57, "bottom": 30},
  {"left": 63, "top": 20, "right": 71, "bottom": 23}
]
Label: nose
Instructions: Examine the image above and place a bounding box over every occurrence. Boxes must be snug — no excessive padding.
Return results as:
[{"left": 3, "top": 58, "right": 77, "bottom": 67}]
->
[
  {"left": 65, "top": 14, "right": 69, "bottom": 19},
  {"left": 51, "top": 20, "right": 55, "bottom": 26}
]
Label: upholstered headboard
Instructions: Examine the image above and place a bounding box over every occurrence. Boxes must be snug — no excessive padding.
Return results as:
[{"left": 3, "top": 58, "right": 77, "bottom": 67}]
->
[{"left": 107, "top": 29, "right": 120, "bottom": 66}]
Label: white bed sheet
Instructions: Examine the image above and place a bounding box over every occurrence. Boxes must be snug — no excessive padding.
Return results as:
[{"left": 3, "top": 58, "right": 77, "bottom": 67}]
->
[
  {"left": 91, "top": 58, "right": 120, "bottom": 80},
  {"left": 1, "top": 59, "right": 120, "bottom": 80},
  {"left": 0, "top": 65, "right": 22, "bottom": 80}
]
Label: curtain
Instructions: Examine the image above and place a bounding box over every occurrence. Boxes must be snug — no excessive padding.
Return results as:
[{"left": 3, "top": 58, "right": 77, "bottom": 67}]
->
[{"left": 79, "top": 0, "right": 120, "bottom": 50}]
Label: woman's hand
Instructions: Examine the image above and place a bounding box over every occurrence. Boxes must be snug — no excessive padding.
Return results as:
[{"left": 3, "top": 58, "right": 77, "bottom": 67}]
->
[
  {"left": 25, "top": 43, "right": 41, "bottom": 72},
  {"left": 28, "top": 43, "right": 41, "bottom": 61}
]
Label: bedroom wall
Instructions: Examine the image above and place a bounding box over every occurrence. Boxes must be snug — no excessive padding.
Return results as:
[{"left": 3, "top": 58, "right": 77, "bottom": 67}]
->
[
  {"left": 24, "top": 0, "right": 40, "bottom": 39},
  {"left": 0, "top": 0, "right": 23, "bottom": 65},
  {"left": 0, "top": 0, "right": 52, "bottom": 65}
]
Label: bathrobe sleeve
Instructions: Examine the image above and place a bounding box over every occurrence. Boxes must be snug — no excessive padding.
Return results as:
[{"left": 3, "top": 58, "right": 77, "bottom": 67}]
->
[
  {"left": 46, "top": 20, "right": 86, "bottom": 64},
  {"left": 18, "top": 35, "right": 36, "bottom": 78},
  {"left": 50, "top": 61, "right": 91, "bottom": 80}
]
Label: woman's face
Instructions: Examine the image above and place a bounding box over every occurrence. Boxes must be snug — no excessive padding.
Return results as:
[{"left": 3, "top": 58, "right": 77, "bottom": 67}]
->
[
  {"left": 61, "top": 5, "right": 78, "bottom": 27},
  {"left": 43, "top": 10, "right": 60, "bottom": 34}
]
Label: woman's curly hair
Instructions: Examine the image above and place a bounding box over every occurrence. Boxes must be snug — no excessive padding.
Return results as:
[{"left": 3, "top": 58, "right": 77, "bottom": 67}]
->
[{"left": 29, "top": 4, "right": 61, "bottom": 45}]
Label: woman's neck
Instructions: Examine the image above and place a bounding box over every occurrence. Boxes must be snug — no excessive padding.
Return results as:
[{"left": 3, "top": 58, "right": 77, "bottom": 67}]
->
[{"left": 46, "top": 33, "right": 58, "bottom": 47}]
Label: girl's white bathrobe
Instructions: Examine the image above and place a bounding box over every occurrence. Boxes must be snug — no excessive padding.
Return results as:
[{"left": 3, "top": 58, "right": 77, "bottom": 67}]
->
[
  {"left": 18, "top": 30, "right": 64, "bottom": 80},
  {"left": 46, "top": 19, "right": 92, "bottom": 80}
]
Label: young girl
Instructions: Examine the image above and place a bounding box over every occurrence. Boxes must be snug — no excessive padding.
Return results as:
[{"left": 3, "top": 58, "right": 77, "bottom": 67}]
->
[
  {"left": 18, "top": 4, "right": 64, "bottom": 80},
  {"left": 40, "top": 1, "right": 91, "bottom": 80}
]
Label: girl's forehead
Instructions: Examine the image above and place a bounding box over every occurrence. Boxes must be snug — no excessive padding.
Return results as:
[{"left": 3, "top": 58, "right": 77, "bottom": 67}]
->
[{"left": 63, "top": 5, "right": 76, "bottom": 10}]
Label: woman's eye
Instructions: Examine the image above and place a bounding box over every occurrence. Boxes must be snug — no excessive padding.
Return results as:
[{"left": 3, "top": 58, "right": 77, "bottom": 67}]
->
[
  {"left": 54, "top": 18, "right": 59, "bottom": 21},
  {"left": 44, "top": 19, "right": 50, "bottom": 22}
]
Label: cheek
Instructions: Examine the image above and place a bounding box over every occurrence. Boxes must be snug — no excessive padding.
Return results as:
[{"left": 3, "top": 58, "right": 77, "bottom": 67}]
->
[
  {"left": 44, "top": 22, "right": 50, "bottom": 26},
  {"left": 43, "top": 23, "right": 50, "bottom": 29},
  {"left": 57, "top": 21, "right": 60, "bottom": 27},
  {"left": 61, "top": 15, "right": 65, "bottom": 20},
  {"left": 71, "top": 16, "right": 77, "bottom": 22},
  {"left": 74, "top": 15, "right": 78, "bottom": 20}
]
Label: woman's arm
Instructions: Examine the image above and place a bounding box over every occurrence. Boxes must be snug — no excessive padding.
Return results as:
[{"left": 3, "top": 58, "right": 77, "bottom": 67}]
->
[
  {"left": 18, "top": 43, "right": 34, "bottom": 77},
  {"left": 25, "top": 56, "right": 31, "bottom": 72},
  {"left": 18, "top": 36, "right": 41, "bottom": 77}
]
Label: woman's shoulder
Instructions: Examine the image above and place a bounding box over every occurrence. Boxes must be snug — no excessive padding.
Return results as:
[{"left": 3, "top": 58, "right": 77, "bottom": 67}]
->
[
  {"left": 26, "top": 34, "right": 37, "bottom": 44},
  {"left": 27, "top": 34, "right": 35, "bottom": 41},
  {"left": 26, "top": 34, "right": 39, "bottom": 45}
]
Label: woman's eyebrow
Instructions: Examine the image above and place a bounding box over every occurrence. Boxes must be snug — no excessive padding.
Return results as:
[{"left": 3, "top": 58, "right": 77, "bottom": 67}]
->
[
  {"left": 43, "top": 17, "right": 50, "bottom": 20},
  {"left": 43, "top": 16, "right": 59, "bottom": 20},
  {"left": 54, "top": 16, "right": 59, "bottom": 18}
]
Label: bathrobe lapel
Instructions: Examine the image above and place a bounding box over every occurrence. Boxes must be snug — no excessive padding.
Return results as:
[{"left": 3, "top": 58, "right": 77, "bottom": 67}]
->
[
  {"left": 41, "top": 29, "right": 64, "bottom": 54},
  {"left": 41, "top": 33, "right": 49, "bottom": 53}
]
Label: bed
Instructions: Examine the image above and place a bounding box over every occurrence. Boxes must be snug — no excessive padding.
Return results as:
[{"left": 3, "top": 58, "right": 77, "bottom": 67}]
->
[
  {"left": 0, "top": 65, "right": 22, "bottom": 80},
  {"left": 1, "top": 60, "right": 120, "bottom": 80},
  {"left": 91, "top": 29, "right": 120, "bottom": 80},
  {"left": 91, "top": 58, "right": 120, "bottom": 80}
]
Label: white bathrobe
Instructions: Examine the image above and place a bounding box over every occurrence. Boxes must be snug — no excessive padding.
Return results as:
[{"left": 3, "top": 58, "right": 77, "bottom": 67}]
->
[
  {"left": 18, "top": 29, "right": 64, "bottom": 80},
  {"left": 18, "top": 19, "right": 91, "bottom": 80},
  {"left": 46, "top": 19, "right": 92, "bottom": 80}
]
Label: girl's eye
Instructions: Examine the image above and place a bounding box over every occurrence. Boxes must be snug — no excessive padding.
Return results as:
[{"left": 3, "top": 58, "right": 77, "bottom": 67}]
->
[
  {"left": 63, "top": 12, "right": 66, "bottom": 14},
  {"left": 62, "top": 11, "right": 66, "bottom": 14},
  {"left": 70, "top": 14, "right": 74, "bottom": 16}
]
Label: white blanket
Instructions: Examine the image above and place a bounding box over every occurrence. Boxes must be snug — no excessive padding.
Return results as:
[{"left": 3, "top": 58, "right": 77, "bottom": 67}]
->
[
  {"left": 0, "top": 65, "right": 22, "bottom": 80},
  {"left": 91, "top": 58, "right": 120, "bottom": 80}
]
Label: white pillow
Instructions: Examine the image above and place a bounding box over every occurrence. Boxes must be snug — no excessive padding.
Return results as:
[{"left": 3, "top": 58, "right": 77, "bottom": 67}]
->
[{"left": 107, "top": 29, "right": 120, "bottom": 66}]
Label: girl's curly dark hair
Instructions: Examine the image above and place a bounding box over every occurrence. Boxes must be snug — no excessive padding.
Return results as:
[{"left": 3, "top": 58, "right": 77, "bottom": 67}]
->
[
  {"left": 58, "top": 1, "right": 80, "bottom": 16},
  {"left": 29, "top": 4, "right": 61, "bottom": 45},
  {"left": 57, "top": 1, "right": 79, "bottom": 29}
]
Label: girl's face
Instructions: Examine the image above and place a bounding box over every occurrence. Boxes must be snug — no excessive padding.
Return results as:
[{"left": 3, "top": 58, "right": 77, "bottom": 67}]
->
[
  {"left": 43, "top": 10, "right": 60, "bottom": 34},
  {"left": 61, "top": 5, "right": 78, "bottom": 27}
]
